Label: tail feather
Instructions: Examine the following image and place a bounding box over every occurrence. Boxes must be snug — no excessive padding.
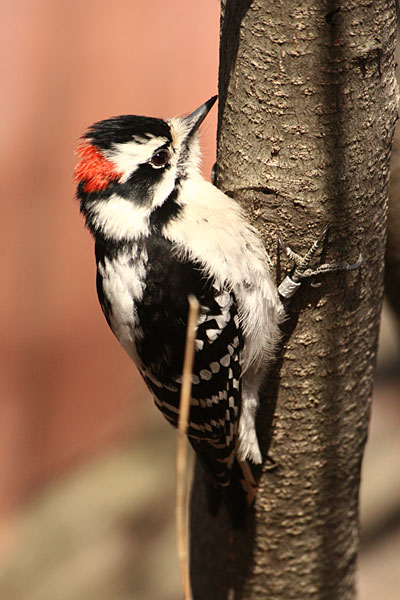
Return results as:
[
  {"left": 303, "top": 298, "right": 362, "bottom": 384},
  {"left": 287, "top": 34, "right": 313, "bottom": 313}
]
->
[
  {"left": 220, "top": 458, "right": 257, "bottom": 527},
  {"left": 190, "top": 436, "right": 257, "bottom": 527}
]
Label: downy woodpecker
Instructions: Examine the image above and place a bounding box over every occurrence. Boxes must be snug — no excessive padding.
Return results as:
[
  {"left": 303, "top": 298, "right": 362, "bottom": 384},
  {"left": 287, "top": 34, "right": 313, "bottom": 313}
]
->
[{"left": 75, "top": 96, "right": 360, "bottom": 523}]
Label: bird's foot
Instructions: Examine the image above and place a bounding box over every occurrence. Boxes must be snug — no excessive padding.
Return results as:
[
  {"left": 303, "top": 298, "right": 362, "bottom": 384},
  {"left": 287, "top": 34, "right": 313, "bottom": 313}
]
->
[{"left": 278, "top": 225, "right": 362, "bottom": 299}]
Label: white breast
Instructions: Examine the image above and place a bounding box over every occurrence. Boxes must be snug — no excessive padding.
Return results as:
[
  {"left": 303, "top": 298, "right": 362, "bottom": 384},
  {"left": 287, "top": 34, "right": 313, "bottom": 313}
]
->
[
  {"left": 98, "top": 246, "right": 148, "bottom": 363},
  {"left": 163, "top": 177, "right": 284, "bottom": 372}
]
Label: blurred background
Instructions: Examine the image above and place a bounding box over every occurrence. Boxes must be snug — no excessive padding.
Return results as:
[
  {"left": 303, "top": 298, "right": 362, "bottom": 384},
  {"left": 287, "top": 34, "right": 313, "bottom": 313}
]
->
[{"left": 0, "top": 2, "right": 399, "bottom": 599}]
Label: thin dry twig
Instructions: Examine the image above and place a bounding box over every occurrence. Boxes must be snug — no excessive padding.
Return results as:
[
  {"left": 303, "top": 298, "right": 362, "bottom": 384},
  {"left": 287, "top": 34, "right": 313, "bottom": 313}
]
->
[{"left": 176, "top": 294, "right": 199, "bottom": 600}]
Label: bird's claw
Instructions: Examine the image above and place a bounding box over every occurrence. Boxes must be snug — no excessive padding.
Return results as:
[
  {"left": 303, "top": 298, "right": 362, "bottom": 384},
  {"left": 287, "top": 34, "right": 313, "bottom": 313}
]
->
[{"left": 278, "top": 225, "right": 362, "bottom": 299}]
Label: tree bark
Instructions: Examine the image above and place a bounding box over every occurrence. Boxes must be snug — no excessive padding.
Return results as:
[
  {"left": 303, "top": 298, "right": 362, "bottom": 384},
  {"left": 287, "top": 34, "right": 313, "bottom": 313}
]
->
[{"left": 190, "top": 2, "right": 397, "bottom": 599}]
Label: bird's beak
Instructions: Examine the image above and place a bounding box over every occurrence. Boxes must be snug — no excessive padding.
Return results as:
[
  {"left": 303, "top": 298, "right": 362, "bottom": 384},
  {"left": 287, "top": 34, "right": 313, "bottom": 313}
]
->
[{"left": 183, "top": 95, "right": 217, "bottom": 136}]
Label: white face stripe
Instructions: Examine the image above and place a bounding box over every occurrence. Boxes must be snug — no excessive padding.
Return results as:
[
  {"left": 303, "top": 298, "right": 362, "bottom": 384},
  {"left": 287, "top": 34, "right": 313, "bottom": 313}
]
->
[
  {"left": 106, "top": 136, "right": 170, "bottom": 182},
  {"left": 151, "top": 164, "right": 177, "bottom": 208},
  {"left": 87, "top": 194, "right": 151, "bottom": 239}
]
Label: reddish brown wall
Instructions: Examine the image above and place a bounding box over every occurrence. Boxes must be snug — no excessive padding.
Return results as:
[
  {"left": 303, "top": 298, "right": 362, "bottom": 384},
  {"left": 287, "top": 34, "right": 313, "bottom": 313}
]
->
[{"left": 0, "top": 1, "right": 219, "bottom": 521}]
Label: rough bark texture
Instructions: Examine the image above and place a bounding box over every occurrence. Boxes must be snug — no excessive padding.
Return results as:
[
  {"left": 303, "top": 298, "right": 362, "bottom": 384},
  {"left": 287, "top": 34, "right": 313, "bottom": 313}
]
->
[{"left": 190, "top": 2, "right": 397, "bottom": 599}]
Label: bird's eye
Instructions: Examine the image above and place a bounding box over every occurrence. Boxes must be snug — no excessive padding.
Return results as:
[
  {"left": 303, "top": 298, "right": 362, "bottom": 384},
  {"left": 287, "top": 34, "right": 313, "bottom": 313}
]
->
[{"left": 149, "top": 149, "right": 169, "bottom": 169}]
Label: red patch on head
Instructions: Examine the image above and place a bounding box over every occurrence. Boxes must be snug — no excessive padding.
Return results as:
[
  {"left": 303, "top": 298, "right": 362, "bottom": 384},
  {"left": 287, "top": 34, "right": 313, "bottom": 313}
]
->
[{"left": 74, "top": 142, "right": 122, "bottom": 193}]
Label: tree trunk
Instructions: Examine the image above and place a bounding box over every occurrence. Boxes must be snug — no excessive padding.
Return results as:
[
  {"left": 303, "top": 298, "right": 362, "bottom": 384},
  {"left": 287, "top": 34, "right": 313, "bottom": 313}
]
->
[{"left": 190, "top": 2, "right": 397, "bottom": 599}]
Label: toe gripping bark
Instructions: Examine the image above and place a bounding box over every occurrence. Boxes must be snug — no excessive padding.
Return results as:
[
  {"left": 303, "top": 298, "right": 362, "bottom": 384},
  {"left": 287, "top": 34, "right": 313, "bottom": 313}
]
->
[{"left": 278, "top": 225, "right": 362, "bottom": 300}]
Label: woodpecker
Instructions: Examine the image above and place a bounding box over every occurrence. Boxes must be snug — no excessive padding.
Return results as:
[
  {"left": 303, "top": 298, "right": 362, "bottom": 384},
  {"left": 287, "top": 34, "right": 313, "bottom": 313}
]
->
[{"left": 75, "top": 96, "right": 361, "bottom": 523}]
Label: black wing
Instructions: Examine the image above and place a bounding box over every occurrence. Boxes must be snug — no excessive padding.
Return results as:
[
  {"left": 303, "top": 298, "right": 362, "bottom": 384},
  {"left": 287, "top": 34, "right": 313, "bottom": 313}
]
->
[{"left": 135, "top": 235, "right": 244, "bottom": 488}]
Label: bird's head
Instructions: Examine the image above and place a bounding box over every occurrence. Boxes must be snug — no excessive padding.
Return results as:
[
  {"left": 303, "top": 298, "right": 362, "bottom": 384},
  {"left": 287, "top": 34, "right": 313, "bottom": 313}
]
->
[{"left": 75, "top": 96, "right": 217, "bottom": 239}]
